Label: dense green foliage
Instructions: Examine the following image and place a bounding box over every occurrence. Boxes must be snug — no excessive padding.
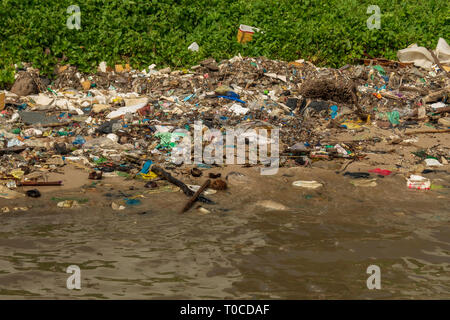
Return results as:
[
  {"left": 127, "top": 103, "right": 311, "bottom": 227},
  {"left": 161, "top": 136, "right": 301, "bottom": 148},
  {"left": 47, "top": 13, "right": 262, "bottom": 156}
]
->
[{"left": 0, "top": 0, "right": 448, "bottom": 86}]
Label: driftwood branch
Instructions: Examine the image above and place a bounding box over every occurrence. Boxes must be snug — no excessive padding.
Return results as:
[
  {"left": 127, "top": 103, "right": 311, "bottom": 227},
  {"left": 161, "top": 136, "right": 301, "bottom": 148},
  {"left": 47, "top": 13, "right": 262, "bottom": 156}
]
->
[
  {"left": 181, "top": 179, "right": 211, "bottom": 213},
  {"left": 18, "top": 181, "right": 63, "bottom": 186},
  {"left": 351, "top": 87, "right": 368, "bottom": 121},
  {"left": 431, "top": 106, "right": 450, "bottom": 114},
  {"left": 399, "top": 85, "right": 429, "bottom": 95},
  {"left": 423, "top": 86, "right": 450, "bottom": 103},
  {"left": 151, "top": 165, "right": 214, "bottom": 204},
  {"left": 0, "top": 146, "right": 28, "bottom": 155}
]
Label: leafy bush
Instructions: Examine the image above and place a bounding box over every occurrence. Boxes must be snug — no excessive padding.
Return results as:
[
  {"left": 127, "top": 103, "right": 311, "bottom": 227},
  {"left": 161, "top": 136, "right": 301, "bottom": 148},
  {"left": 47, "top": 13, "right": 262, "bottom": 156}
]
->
[{"left": 0, "top": 0, "right": 448, "bottom": 87}]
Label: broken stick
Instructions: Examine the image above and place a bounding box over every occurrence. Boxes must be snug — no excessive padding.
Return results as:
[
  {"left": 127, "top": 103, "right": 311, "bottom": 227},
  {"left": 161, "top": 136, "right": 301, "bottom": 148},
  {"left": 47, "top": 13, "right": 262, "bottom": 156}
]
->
[
  {"left": 431, "top": 106, "right": 450, "bottom": 114},
  {"left": 351, "top": 87, "right": 369, "bottom": 121},
  {"left": 18, "top": 181, "right": 63, "bottom": 186},
  {"left": 336, "top": 159, "right": 356, "bottom": 174},
  {"left": 0, "top": 146, "right": 28, "bottom": 155},
  {"left": 181, "top": 179, "right": 211, "bottom": 213},
  {"left": 151, "top": 165, "right": 214, "bottom": 204},
  {"left": 423, "top": 86, "right": 450, "bottom": 103},
  {"left": 428, "top": 49, "right": 449, "bottom": 78}
]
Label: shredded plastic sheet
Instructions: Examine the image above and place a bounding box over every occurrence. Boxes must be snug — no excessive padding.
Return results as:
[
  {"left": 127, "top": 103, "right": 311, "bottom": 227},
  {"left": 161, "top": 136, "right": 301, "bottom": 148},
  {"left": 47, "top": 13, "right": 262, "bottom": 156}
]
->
[{"left": 397, "top": 38, "right": 450, "bottom": 70}]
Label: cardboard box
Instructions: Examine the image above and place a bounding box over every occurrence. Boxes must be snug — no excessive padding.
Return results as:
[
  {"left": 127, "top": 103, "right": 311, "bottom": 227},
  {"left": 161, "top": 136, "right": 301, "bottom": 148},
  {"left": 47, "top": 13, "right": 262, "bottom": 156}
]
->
[
  {"left": 237, "top": 24, "right": 260, "bottom": 44},
  {"left": 0, "top": 92, "right": 5, "bottom": 110}
]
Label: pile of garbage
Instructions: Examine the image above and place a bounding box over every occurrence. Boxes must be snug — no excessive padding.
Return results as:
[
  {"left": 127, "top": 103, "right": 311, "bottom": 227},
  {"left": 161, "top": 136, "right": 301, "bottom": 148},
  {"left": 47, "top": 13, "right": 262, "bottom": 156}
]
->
[{"left": 0, "top": 39, "right": 449, "bottom": 207}]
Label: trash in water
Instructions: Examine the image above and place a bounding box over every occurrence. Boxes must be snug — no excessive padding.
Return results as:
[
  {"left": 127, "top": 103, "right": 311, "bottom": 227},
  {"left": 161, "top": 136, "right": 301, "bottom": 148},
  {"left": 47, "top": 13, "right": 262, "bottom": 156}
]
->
[{"left": 407, "top": 175, "right": 431, "bottom": 190}]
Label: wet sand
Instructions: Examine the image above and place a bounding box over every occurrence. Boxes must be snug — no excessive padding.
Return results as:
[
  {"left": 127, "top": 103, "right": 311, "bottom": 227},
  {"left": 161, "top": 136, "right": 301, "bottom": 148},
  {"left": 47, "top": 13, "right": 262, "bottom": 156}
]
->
[{"left": 0, "top": 152, "right": 449, "bottom": 299}]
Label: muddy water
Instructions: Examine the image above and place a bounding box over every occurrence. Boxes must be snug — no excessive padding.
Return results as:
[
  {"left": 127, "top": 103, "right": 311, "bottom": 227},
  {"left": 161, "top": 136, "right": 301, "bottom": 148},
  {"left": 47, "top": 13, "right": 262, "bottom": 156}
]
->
[{"left": 0, "top": 167, "right": 449, "bottom": 299}]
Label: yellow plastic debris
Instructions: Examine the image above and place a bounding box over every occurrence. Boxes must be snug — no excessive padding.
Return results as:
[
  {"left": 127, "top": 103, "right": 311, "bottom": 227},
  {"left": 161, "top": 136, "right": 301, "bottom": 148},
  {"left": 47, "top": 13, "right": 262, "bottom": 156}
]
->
[
  {"left": 140, "top": 171, "right": 158, "bottom": 180},
  {"left": 340, "top": 120, "right": 363, "bottom": 130},
  {"left": 11, "top": 169, "right": 24, "bottom": 180}
]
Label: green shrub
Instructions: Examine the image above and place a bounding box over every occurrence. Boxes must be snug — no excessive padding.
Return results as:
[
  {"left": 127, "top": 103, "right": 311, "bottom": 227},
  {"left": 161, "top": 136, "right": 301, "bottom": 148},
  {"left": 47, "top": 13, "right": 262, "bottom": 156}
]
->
[{"left": 0, "top": 0, "right": 448, "bottom": 87}]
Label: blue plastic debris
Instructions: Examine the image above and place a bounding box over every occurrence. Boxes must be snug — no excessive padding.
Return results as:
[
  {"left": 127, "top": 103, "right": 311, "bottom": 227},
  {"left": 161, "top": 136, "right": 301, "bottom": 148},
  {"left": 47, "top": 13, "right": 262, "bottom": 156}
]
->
[
  {"left": 330, "top": 105, "right": 338, "bottom": 119},
  {"left": 125, "top": 198, "right": 141, "bottom": 206},
  {"left": 140, "top": 160, "right": 153, "bottom": 174},
  {"left": 183, "top": 93, "right": 196, "bottom": 102},
  {"left": 72, "top": 135, "right": 86, "bottom": 145},
  {"left": 197, "top": 163, "right": 212, "bottom": 168},
  {"left": 217, "top": 91, "right": 246, "bottom": 104},
  {"left": 17, "top": 103, "right": 27, "bottom": 110}
]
